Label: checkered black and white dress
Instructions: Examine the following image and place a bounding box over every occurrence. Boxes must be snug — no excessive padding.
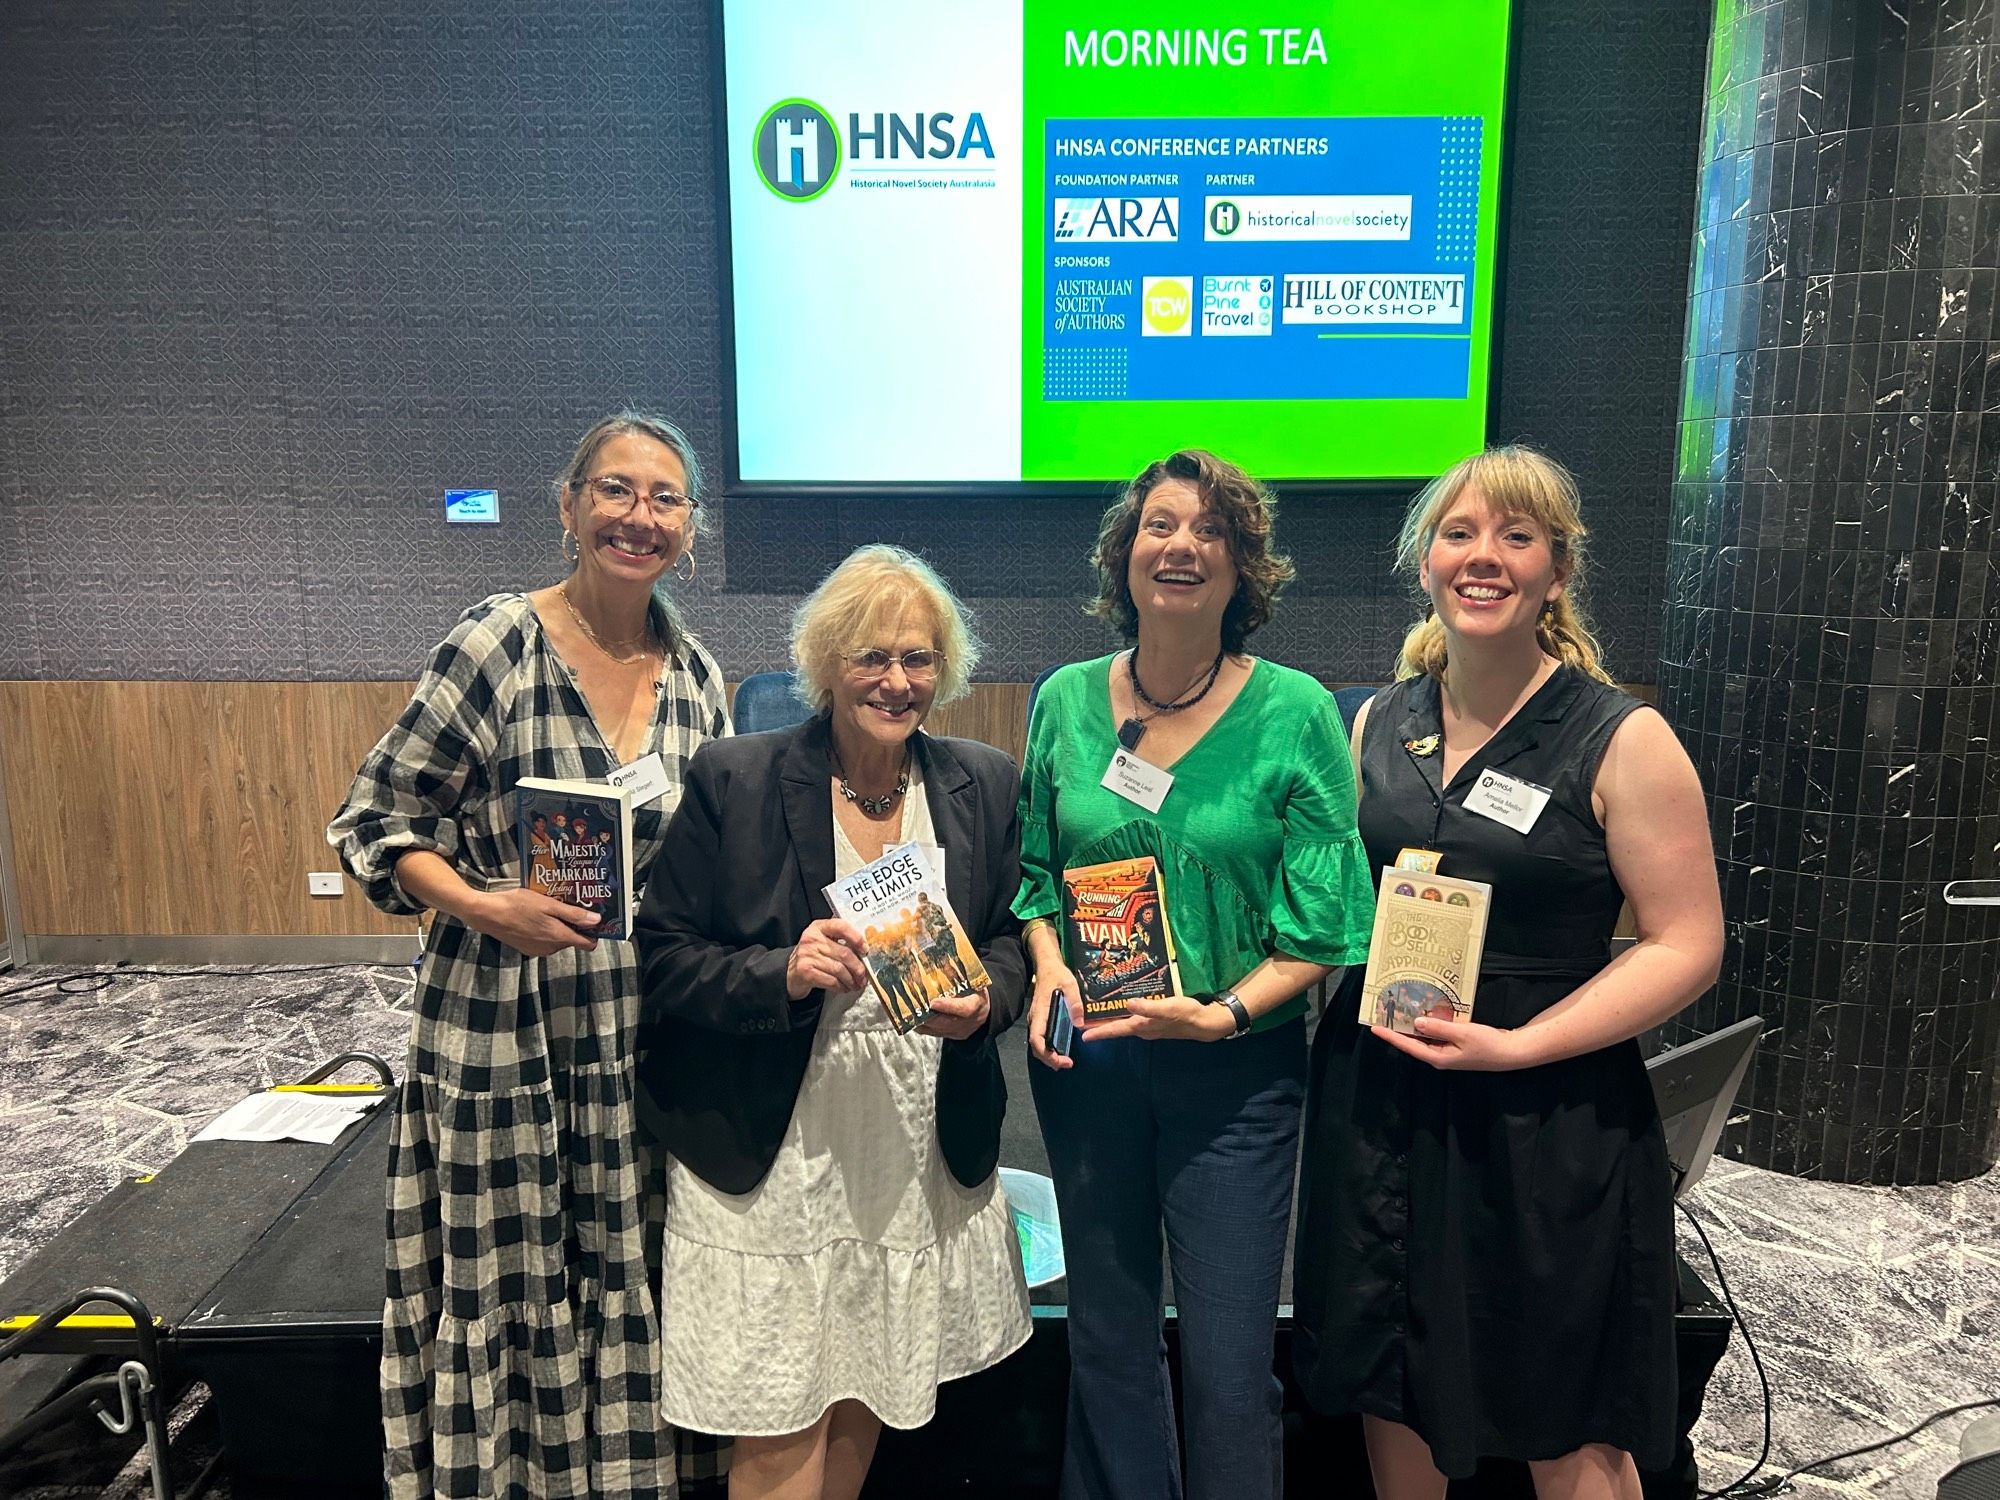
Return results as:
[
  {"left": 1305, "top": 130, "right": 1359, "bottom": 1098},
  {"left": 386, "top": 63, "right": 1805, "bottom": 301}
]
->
[{"left": 329, "top": 593, "right": 730, "bottom": 1500}]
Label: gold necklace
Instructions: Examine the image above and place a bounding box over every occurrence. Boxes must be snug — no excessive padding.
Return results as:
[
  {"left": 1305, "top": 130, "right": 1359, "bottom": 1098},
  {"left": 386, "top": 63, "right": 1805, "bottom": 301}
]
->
[{"left": 560, "top": 580, "right": 655, "bottom": 665}]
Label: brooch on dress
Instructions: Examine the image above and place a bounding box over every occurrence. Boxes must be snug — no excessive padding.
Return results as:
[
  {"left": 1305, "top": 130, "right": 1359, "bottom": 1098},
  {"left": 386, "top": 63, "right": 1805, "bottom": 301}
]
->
[{"left": 1404, "top": 734, "right": 1441, "bottom": 757}]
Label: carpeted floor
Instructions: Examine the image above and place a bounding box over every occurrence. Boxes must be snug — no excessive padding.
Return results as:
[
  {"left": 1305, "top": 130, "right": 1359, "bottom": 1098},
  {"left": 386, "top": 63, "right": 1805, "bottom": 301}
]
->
[{"left": 0, "top": 963, "right": 1994, "bottom": 1498}]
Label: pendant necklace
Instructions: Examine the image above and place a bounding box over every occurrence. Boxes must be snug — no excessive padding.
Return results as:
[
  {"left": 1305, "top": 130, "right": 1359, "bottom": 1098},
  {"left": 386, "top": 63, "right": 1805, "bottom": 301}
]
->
[
  {"left": 1118, "top": 647, "right": 1227, "bottom": 751},
  {"left": 833, "top": 746, "right": 911, "bottom": 817},
  {"left": 560, "top": 580, "right": 655, "bottom": 665}
]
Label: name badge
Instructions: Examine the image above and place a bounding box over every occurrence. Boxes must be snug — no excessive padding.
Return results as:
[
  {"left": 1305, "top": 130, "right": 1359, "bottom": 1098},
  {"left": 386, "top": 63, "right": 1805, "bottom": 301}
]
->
[
  {"left": 1463, "top": 768, "right": 1551, "bottom": 834},
  {"left": 917, "top": 842, "right": 947, "bottom": 883},
  {"left": 607, "top": 752, "right": 672, "bottom": 808},
  {"left": 1101, "top": 747, "right": 1174, "bottom": 814}
]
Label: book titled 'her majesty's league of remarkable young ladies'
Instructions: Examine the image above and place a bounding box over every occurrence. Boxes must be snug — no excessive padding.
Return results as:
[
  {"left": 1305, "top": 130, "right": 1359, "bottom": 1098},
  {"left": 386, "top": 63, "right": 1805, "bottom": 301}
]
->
[
  {"left": 824, "top": 841, "right": 991, "bottom": 1034},
  {"left": 1061, "top": 855, "right": 1182, "bottom": 1024},
  {"left": 1357, "top": 868, "right": 1492, "bottom": 1034},
  {"left": 516, "top": 777, "right": 636, "bottom": 940}
]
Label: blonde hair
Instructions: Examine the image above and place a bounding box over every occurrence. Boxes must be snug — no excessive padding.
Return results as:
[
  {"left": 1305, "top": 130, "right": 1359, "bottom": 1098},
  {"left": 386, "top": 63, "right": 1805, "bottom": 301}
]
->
[
  {"left": 790, "top": 545, "right": 981, "bottom": 711},
  {"left": 1393, "top": 445, "right": 1612, "bottom": 684}
]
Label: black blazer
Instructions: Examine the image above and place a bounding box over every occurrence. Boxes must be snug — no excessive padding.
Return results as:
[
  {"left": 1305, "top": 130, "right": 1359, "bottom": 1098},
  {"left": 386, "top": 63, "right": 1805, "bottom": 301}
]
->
[{"left": 633, "top": 713, "right": 1027, "bottom": 1195}]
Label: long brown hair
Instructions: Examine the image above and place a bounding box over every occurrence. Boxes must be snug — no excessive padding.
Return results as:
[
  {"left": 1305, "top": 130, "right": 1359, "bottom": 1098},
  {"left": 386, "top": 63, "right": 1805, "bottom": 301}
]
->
[{"left": 1393, "top": 445, "right": 1612, "bottom": 683}]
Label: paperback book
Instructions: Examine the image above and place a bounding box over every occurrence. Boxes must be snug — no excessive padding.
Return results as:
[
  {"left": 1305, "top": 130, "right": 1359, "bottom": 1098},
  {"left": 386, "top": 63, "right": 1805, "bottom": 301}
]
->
[
  {"left": 1356, "top": 867, "right": 1492, "bottom": 1033},
  {"left": 824, "top": 841, "right": 990, "bottom": 1034},
  {"left": 1061, "top": 855, "right": 1182, "bottom": 1024},
  {"left": 516, "top": 777, "right": 636, "bottom": 940}
]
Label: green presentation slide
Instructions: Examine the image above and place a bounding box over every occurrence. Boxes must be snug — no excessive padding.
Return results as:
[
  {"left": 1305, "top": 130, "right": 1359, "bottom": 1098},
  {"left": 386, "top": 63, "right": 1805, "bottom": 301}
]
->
[{"left": 1021, "top": 0, "right": 1512, "bottom": 481}]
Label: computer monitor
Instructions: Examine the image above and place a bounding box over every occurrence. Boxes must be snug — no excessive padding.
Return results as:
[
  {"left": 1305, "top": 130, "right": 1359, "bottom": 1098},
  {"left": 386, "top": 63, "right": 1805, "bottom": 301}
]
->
[{"left": 1645, "top": 1016, "right": 1763, "bottom": 1197}]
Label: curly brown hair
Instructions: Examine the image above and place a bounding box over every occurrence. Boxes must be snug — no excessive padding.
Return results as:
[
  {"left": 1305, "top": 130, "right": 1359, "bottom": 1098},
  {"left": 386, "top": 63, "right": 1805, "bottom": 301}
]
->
[{"left": 1087, "top": 449, "right": 1294, "bottom": 653}]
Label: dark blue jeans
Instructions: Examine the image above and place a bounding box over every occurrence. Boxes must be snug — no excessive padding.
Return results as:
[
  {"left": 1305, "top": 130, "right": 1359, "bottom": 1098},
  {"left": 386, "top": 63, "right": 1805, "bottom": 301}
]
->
[{"left": 1030, "top": 1017, "right": 1307, "bottom": 1500}]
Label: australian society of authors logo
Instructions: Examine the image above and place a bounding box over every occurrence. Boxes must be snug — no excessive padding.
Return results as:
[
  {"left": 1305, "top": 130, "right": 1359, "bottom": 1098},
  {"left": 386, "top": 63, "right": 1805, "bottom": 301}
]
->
[{"left": 755, "top": 99, "right": 842, "bottom": 201}]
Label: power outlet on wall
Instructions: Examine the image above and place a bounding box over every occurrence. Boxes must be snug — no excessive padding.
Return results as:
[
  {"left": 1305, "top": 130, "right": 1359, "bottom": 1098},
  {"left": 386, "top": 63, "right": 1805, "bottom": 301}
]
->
[{"left": 307, "top": 872, "right": 344, "bottom": 897}]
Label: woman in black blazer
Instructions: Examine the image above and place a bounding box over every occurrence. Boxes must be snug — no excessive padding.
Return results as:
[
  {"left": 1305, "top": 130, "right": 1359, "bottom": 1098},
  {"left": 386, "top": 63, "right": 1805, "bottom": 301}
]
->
[{"left": 635, "top": 545, "right": 1030, "bottom": 1500}]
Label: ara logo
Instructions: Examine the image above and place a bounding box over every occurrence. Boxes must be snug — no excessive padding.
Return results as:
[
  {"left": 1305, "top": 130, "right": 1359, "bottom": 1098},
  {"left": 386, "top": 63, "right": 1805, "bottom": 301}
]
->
[
  {"left": 1052, "top": 197, "right": 1181, "bottom": 242},
  {"left": 755, "top": 98, "right": 842, "bottom": 201}
]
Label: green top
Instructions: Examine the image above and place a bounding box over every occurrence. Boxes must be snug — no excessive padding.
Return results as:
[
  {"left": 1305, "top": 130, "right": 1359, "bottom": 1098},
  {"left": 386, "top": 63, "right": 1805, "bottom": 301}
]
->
[{"left": 1014, "top": 653, "right": 1375, "bottom": 1031}]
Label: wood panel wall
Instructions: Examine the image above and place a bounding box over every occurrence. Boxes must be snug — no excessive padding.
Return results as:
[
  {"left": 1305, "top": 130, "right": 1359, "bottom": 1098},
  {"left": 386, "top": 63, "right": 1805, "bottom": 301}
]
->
[
  {"left": 0, "top": 677, "right": 1645, "bottom": 939},
  {"left": 0, "top": 680, "right": 1036, "bottom": 938},
  {"left": 0, "top": 681, "right": 418, "bottom": 937}
]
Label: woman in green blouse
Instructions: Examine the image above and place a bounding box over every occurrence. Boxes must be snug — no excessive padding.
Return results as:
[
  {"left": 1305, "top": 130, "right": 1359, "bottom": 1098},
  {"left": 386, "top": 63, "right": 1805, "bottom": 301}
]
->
[{"left": 1015, "top": 449, "right": 1374, "bottom": 1500}]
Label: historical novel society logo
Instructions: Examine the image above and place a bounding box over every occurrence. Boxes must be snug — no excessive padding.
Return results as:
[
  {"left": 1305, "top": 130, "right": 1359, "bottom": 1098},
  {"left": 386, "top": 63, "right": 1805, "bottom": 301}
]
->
[
  {"left": 755, "top": 98, "right": 842, "bottom": 201},
  {"left": 755, "top": 99, "right": 998, "bottom": 202}
]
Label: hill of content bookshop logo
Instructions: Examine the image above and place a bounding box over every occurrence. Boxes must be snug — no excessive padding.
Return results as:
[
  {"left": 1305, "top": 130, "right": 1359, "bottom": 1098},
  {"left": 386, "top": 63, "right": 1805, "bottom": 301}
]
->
[
  {"left": 755, "top": 99, "right": 842, "bottom": 201},
  {"left": 1141, "top": 276, "right": 1193, "bottom": 335},
  {"left": 1053, "top": 196, "right": 1181, "bottom": 241}
]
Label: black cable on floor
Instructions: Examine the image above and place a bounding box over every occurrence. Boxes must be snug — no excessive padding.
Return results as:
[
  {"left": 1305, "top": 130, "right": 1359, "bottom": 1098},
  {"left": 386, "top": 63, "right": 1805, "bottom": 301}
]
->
[
  {"left": 1683, "top": 1193, "right": 1998, "bottom": 1496},
  {"left": 0, "top": 964, "right": 416, "bottom": 1005},
  {"left": 1682, "top": 1199, "right": 1775, "bottom": 1499},
  {"left": 1744, "top": 1396, "right": 2000, "bottom": 1495}
]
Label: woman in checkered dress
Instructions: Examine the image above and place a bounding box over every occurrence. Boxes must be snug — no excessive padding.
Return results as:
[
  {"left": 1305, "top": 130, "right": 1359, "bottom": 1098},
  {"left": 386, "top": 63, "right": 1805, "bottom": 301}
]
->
[{"left": 329, "top": 413, "right": 731, "bottom": 1500}]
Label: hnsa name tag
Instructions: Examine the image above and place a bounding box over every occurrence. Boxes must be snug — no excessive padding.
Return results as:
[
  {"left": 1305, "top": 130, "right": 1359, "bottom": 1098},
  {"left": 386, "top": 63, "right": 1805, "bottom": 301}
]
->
[
  {"left": 1101, "top": 747, "right": 1173, "bottom": 814},
  {"left": 1463, "top": 769, "right": 1551, "bottom": 834},
  {"left": 607, "top": 752, "right": 672, "bottom": 808}
]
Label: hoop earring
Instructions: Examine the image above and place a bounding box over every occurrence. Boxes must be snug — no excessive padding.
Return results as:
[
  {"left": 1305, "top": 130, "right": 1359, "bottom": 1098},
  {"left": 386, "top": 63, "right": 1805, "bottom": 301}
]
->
[
  {"left": 560, "top": 530, "right": 579, "bottom": 565},
  {"left": 674, "top": 549, "right": 696, "bottom": 584}
]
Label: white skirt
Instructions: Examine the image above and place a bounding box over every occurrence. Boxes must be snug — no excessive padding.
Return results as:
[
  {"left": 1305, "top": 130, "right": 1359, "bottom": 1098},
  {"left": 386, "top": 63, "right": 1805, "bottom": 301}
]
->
[{"left": 658, "top": 984, "right": 1031, "bottom": 1436}]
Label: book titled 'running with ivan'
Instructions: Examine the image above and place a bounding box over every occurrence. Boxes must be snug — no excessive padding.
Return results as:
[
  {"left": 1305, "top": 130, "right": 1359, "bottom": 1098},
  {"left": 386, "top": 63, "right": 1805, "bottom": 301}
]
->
[
  {"left": 516, "top": 777, "right": 635, "bottom": 940},
  {"left": 1062, "top": 855, "right": 1182, "bottom": 1024},
  {"left": 824, "top": 841, "right": 990, "bottom": 1034}
]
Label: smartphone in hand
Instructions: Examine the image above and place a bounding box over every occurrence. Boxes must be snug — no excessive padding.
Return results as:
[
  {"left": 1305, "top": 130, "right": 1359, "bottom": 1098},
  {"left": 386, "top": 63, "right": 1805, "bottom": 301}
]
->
[{"left": 1044, "top": 988, "right": 1076, "bottom": 1058}]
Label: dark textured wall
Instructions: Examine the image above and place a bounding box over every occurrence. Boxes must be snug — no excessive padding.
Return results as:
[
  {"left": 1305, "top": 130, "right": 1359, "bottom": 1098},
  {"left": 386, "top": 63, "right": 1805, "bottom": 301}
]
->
[
  {"left": 0, "top": 1, "right": 1708, "bottom": 685},
  {"left": 1658, "top": 0, "right": 2000, "bottom": 1184}
]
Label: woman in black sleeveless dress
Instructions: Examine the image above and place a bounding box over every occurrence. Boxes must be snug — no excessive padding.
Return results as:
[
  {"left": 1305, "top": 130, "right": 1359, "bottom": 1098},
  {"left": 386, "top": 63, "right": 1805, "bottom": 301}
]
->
[{"left": 1292, "top": 447, "right": 1724, "bottom": 1499}]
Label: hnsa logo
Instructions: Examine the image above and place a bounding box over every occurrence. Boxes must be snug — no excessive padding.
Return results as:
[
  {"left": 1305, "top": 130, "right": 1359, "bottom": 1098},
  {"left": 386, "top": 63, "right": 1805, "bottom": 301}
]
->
[
  {"left": 1052, "top": 197, "right": 1181, "bottom": 242},
  {"left": 755, "top": 99, "right": 995, "bottom": 201},
  {"left": 755, "top": 99, "right": 841, "bottom": 201},
  {"left": 849, "top": 111, "right": 994, "bottom": 160}
]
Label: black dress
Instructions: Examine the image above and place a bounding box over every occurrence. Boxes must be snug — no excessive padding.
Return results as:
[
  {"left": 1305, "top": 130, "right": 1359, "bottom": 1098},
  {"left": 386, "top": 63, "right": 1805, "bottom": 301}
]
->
[{"left": 1291, "top": 665, "right": 1679, "bottom": 1477}]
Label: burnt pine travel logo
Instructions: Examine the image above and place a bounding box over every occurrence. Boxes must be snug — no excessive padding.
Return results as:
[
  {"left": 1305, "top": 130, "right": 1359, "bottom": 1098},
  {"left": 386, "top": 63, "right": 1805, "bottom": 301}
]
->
[{"left": 756, "top": 99, "right": 842, "bottom": 201}]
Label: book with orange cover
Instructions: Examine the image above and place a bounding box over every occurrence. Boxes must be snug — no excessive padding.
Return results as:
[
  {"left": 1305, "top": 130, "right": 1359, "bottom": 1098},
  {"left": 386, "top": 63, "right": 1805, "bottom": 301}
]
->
[
  {"left": 1061, "top": 855, "right": 1182, "bottom": 1024},
  {"left": 825, "top": 841, "right": 990, "bottom": 1034}
]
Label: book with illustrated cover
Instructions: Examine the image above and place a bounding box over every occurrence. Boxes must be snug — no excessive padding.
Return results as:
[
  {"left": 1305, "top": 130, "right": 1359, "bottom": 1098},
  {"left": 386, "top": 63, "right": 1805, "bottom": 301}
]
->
[
  {"left": 1356, "top": 868, "right": 1492, "bottom": 1033},
  {"left": 824, "top": 841, "right": 990, "bottom": 1034},
  {"left": 516, "top": 777, "right": 636, "bottom": 940},
  {"left": 1061, "top": 856, "right": 1182, "bottom": 1024}
]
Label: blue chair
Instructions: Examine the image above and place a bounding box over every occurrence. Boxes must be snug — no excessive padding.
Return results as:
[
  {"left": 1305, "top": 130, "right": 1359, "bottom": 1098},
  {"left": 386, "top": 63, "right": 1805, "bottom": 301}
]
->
[
  {"left": 733, "top": 670, "right": 814, "bottom": 735},
  {"left": 1332, "top": 684, "right": 1379, "bottom": 739}
]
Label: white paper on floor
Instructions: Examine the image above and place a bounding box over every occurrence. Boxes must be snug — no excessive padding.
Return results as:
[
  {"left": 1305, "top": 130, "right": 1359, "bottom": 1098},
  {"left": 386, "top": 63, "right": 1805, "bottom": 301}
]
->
[{"left": 190, "top": 1090, "right": 381, "bottom": 1145}]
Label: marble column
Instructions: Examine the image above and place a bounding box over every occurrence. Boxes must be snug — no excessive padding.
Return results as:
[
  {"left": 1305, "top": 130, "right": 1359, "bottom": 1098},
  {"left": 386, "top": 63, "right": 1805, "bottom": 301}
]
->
[{"left": 1658, "top": 0, "right": 2000, "bottom": 1183}]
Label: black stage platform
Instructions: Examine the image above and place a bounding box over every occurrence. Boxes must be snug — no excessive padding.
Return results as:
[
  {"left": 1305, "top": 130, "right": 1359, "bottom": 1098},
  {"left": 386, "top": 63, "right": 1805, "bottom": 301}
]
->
[{"left": 0, "top": 1042, "right": 1737, "bottom": 1499}]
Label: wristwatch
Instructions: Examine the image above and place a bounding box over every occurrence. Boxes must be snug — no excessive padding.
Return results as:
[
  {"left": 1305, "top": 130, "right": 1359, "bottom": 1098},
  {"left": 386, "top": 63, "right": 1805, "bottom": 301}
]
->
[{"left": 1198, "top": 989, "right": 1252, "bottom": 1039}]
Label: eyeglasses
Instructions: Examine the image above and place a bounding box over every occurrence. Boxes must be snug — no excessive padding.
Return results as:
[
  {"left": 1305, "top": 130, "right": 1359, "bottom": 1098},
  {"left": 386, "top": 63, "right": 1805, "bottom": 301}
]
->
[
  {"left": 841, "top": 648, "right": 943, "bottom": 681},
  {"left": 578, "top": 475, "right": 699, "bottom": 518}
]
